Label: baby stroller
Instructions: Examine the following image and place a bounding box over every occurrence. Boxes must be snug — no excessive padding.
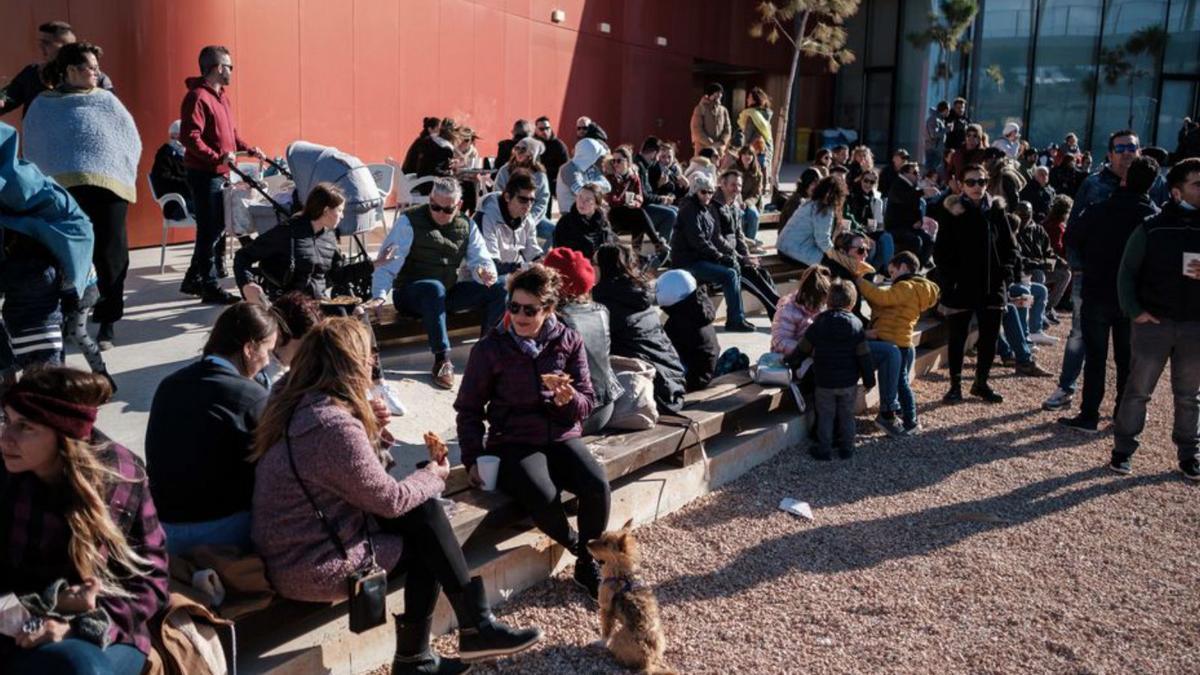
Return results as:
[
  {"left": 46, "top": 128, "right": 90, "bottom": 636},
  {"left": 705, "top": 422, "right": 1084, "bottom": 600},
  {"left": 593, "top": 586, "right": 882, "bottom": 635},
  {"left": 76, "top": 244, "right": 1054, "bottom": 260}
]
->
[{"left": 286, "top": 141, "right": 383, "bottom": 300}]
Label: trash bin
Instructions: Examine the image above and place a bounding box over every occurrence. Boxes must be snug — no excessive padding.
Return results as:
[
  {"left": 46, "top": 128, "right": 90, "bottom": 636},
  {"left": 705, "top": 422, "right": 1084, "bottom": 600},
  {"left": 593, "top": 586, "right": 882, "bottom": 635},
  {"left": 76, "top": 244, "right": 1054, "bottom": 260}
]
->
[{"left": 793, "top": 127, "right": 813, "bottom": 162}]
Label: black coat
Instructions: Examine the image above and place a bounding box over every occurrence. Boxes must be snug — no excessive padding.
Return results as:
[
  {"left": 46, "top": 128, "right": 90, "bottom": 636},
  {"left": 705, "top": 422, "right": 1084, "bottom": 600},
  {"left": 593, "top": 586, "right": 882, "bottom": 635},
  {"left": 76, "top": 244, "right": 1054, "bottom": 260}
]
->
[
  {"left": 662, "top": 288, "right": 720, "bottom": 392},
  {"left": 1065, "top": 189, "right": 1158, "bottom": 308},
  {"left": 592, "top": 276, "right": 686, "bottom": 412},
  {"left": 554, "top": 207, "right": 617, "bottom": 259},
  {"left": 884, "top": 177, "right": 923, "bottom": 233},
  {"left": 495, "top": 135, "right": 526, "bottom": 170},
  {"left": 233, "top": 216, "right": 342, "bottom": 299},
  {"left": 150, "top": 143, "right": 191, "bottom": 219},
  {"left": 400, "top": 131, "right": 430, "bottom": 174},
  {"left": 1014, "top": 221, "right": 1057, "bottom": 273},
  {"left": 413, "top": 136, "right": 455, "bottom": 194},
  {"left": 1019, "top": 181, "right": 1055, "bottom": 222},
  {"left": 145, "top": 359, "right": 268, "bottom": 523},
  {"left": 541, "top": 136, "right": 570, "bottom": 201},
  {"left": 669, "top": 194, "right": 729, "bottom": 268},
  {"left": 933, "top": 194, "right": 1020, "bottom": 309}
]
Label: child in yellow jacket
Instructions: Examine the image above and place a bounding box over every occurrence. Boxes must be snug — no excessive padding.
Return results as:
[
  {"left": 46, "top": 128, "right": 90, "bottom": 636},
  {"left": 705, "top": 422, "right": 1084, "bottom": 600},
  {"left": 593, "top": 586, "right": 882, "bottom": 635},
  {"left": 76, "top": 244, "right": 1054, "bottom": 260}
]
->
[{"left": 856, "top": 251, "right": 940, "bottom": 433}]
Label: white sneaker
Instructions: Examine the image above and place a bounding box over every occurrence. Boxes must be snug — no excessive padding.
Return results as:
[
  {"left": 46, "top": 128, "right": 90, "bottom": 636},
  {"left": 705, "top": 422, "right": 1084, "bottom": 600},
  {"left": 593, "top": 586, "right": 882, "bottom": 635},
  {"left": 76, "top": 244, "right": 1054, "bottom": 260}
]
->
[
  {"left": 373, "top": 382, "right": 408, "bottom": 416},
  {"left": 1042, "top": 387, "right": 1073, "bottom": 411},
  {"left": 1029, "top": 332, "right": 1059, "bottom": 345}
]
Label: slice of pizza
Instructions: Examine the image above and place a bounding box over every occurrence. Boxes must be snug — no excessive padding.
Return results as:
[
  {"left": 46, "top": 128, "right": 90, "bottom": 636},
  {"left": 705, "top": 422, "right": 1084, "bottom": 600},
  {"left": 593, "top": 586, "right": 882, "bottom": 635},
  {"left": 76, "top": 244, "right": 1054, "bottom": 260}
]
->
[
  {"left": 423, "top": 431, "right": 449, "bottom": 463},
  {"left": 540, "top": 372, "right": 572, "bottom": 389}
]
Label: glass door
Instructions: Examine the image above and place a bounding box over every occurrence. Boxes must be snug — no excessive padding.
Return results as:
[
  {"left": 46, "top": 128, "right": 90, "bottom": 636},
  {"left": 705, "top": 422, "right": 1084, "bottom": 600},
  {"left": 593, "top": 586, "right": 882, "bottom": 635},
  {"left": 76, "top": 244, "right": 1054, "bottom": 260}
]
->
[{"left": 1156, "top": 79, "right": 1198, "bottom": 149}]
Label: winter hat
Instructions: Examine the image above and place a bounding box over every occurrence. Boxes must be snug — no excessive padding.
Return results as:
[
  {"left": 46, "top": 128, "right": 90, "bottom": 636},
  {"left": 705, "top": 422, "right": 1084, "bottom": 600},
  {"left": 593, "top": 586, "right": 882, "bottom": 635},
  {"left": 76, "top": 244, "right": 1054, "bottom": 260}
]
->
[
  {"left": 655, "top": 269, "right": 697, "bottom": 308},
  {"left": 168, "top": 119, "right": 181, "bottom": 138},
  {"left": 542, "top": 247, "right": 596, "bottom": 298},
  {"left": 1003, "top": 122, "right": 1021, "bottom": 137},
  {"left": 1, "top": 390, "right": 98, "bottom": 441}
]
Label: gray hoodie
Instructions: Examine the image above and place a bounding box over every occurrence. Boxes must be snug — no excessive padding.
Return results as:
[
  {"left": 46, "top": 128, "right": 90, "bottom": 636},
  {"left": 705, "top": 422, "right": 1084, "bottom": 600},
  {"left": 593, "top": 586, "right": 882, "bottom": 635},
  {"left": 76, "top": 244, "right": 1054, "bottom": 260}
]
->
[{"left": 555, "top": 138, "right": 611, "bottom": 212}]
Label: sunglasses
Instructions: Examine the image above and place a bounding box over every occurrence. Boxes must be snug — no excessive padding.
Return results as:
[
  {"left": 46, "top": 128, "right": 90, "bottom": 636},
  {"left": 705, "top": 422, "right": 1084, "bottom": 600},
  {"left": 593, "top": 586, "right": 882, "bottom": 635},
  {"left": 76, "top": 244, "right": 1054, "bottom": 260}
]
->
[
  {"left": 508, "top": 301, "right": 546, "bottom": 317},
  {"left": 429, "top": 203, "right": 457, "bottom": 214},
  {"left": 698, "top": 189, "right": 715, "bottom": 195},
  {"left": 862, "top": 179, "right": 877, "bottom": 185},
  {"left": 962, "top": 178, "right": 988, "bottom": 187},
  {"left": 851, "top": 245, "right": 870, "bottom": 254},
  {"left": 577, "top": 126, "right": 589, "bottom": 131},
  {"left": 537, "top": 125, "right": 552, "bottom": 131},
  {"left": 1113, "top": 143, "right": 1139, "bottom": 154},
  {"left": 512, "top": 194, "right": 534, "bottom": 204}
]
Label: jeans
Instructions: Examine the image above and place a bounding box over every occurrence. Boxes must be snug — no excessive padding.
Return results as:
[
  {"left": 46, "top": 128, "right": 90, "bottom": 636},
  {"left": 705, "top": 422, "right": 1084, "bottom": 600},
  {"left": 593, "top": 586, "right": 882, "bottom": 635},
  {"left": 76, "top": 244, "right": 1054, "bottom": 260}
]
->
[
  {"left": 868, "top": 340, "right": 901, "bottom": 414},
  {"left": 815, "top": 385, "right": 858, "bottom": 455},
  {"left": 743, "top": 205, "right": 761, "bottom": 241},
  {"left": 644, "top": 203, "right": 677, "bottom": 242},
  {"left": 866, "top": 231, "right": 895, "bottom": 272},
  {"left": 5, "top": 639, "right": 146, "bottom": 675},
  {"left": 1078, "top": 301, "right": 1131, "bottom": 422},
  {"left": 1010, "top": 282, "right": 1048, "bottom": 334},
  {"left": 946, "top": 307, "right": 1002, "bottom": 384},
  {"left": 1057, "top": 271, "right": 1086, "bottom": 394},
  {"left": 1112, "top": 319, "right": 1200, "bottom": 466},
  {"left": 686, "top": 261, "right": 745, "bottom": 325},
  {"left": 184, "top": 169, "right": 227, "bottom": 291},
  {"left": 496, "top": 438, "right": 611, "bottom": 554},
  {"left": 394, "top": 279, "right": 507, "bottom": 355},
  {"left": 897, "top": 345, "right": 917, "bottom": 424},
  {"left": 536, "top": 218, "right": 556, "bottom": 247},
  {"left": 997, "top": 303, "right": 1033, "bottom": 364},
  {"left": 0, "top": 256, "right": 63, "bottom": 373},
  {"left": 162, "top": 510, "right": 252, "bottom": 556}
]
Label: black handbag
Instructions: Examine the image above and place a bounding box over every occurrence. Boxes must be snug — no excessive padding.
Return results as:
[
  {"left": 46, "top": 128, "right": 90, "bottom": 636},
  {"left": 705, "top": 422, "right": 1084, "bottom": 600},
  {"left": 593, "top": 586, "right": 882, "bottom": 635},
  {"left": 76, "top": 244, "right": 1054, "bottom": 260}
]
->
[{"left": 284, "top": 420, "right": 388, "bottom": 633}]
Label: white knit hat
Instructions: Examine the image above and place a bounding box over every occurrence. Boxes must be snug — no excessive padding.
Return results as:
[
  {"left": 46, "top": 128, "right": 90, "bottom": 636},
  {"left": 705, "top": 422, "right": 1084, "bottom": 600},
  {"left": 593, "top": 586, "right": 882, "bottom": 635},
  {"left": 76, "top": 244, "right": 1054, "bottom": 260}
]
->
[
  {"left": 655, "top": 269, "right": 698, "bottom": 307},
  {"left": 169, "top": 119, "right": 181, "bottom": 138},
  {"left": 1003, "top": 122, "right": 1020, "bottom": 137}
]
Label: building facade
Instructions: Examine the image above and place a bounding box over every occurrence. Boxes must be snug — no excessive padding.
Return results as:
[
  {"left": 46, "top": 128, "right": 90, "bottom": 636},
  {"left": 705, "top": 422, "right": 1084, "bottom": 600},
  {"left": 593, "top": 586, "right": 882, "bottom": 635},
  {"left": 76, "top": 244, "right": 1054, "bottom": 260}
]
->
[{"left": 834, "top": 0, "right": 1200, "bottom": 161}]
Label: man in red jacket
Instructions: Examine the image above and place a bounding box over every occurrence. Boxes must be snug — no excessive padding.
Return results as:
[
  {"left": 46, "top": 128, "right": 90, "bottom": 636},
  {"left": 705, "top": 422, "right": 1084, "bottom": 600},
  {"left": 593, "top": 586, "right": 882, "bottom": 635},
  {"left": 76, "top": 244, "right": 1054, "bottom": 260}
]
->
[{"left": 179, "top": 45, "right": 262, "bottom": 304}]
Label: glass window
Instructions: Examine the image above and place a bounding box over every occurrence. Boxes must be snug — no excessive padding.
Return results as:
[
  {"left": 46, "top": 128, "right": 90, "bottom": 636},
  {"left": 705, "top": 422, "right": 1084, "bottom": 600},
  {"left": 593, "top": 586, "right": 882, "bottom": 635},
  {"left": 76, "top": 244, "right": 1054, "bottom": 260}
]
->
[
  {"left": 1156, "top": 80, "right": 1197, "bottom": 148},
  {"left": 1028, "top": 0, "right": 1104, "bottom": 150},
  {"left": 1164, "top": 0, "right": 1200, "bottom": 73},
  {"left": 833, "top": 8, "right": 868, "bottom": 132},
  {"left": 863, "top": 71, "right": 894, "bottom": 158},
  {"left": 1090, "top": 0, "right": 1168, "bottom": 157},
  {"left": 867, "top": 0, "right": 900, "bottom": 67},
  {"left": 972, "top": 0, "right": 1034, "bottom": 142}
]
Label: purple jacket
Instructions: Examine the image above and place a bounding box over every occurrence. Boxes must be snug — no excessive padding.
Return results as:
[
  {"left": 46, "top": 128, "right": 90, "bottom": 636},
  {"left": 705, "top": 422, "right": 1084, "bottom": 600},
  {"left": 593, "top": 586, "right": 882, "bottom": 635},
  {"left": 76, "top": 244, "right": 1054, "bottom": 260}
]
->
[
  {"left": 455, "top": 319, "right": 595, "bottom": 468},
  {"left": 251, "top": 393, "right": 445, "bottom": 603}
]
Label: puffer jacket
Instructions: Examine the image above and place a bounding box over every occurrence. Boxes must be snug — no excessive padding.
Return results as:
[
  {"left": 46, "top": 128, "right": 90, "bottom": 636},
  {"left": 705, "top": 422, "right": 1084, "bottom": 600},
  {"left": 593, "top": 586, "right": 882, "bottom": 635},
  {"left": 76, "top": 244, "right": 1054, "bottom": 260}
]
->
[
  {"left": 555, "top": 138, "right": 611, "bottom": 212},
  {"left": 778, "top": 200, "right": 837, "bottom": 266},
  {"left": 592, "top": 276, "right": 686, "bottom": 412},
  {"left": 855, "top": 273, "right": 940, "bottom": 348},
  {"left": 233, "top": 215, "right": 341, "bottom": 298},
  {"left": 553, "top": 206, "right": 618, "bottom": 259},
  {"left": 933, "top": 194, "right": 1019, "bottom": 310},
  {"left": 475, "top": 191, "right": 542, "bottom": 272},
  {"left": 661, "top": 287, "right": 720, "bottom": 392},
  {"left": 669, "top": 194, "right": 727, "bottom": 268},
  {"left": 454, "top": 318, "right": 595, "bottom": 468},
  {"left": 770, "top": 292, "right": 821, "bottom": 355}
]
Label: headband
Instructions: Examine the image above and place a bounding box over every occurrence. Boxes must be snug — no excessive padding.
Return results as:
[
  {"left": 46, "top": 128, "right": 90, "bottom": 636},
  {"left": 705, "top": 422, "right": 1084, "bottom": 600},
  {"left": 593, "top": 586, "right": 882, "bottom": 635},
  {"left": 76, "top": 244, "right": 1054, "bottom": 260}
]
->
[{"left": 1, "top": 390, "right": 97, "bottom": 441}]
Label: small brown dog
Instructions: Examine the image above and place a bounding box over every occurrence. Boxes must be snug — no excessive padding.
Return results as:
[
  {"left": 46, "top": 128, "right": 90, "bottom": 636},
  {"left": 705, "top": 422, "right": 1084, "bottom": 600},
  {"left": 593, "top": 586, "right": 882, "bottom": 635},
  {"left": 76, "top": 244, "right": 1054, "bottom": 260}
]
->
[{"left": 586, "top": 520, "right": 676, "bottom": 675}]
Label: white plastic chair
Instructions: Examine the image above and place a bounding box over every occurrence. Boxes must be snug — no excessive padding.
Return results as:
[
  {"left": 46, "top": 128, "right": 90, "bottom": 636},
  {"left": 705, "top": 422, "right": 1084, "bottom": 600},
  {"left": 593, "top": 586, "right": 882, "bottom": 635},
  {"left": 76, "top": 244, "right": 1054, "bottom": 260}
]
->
[
  {"left": 147, "top": 174, "right": 196, "bottom": 273},
  {"left": 366, "top": 162, "right": 395, "bottom": 224},
  {"left": 384, "top": 157, "right": 434, "bottom": 207}
]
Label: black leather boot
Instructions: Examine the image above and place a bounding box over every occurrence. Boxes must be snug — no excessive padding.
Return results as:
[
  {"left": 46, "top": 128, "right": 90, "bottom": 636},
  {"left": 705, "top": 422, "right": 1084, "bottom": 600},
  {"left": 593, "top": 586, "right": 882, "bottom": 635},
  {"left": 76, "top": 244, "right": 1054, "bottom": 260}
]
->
[
  {"left": 942, "top": 376, "right": 963, "bottom": 403},
  {"left": 572, "top": 540, "right": 601, "bottom": 600},
  {"left": 390, "top": 614, "right": 471, "bottom": 675},
  {"left": 447, "top": 577, "right": 542, "bottom": 662}
]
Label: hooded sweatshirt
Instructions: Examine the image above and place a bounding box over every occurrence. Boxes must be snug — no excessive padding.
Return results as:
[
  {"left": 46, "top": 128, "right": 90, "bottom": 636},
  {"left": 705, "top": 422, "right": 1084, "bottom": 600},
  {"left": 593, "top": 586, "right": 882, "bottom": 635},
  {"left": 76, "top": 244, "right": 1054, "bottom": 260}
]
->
[
  {"left": 179, "top": 76, "right": 249, "bottom": 174},
  {"left": 476, "top": 191, "right": 543, "bottom": 272},
  {"left": 556, "top": 138, "right": 610, "bottom": 212}
]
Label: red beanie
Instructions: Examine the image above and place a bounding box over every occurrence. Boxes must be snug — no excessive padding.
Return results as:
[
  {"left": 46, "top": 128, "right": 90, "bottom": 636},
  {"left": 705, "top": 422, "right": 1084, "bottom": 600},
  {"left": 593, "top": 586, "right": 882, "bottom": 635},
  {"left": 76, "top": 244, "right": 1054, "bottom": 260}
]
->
[{"left": 542, "top": 247, "right": 596, "bottom": 297}]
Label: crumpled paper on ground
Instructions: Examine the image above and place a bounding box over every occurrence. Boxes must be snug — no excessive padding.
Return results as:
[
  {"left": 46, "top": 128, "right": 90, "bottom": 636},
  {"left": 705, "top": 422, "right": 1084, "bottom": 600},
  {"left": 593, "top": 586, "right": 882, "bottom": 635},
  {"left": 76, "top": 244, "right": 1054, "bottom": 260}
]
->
[{"left": 779, "top": 498, "right": 814, "bottom": 520}]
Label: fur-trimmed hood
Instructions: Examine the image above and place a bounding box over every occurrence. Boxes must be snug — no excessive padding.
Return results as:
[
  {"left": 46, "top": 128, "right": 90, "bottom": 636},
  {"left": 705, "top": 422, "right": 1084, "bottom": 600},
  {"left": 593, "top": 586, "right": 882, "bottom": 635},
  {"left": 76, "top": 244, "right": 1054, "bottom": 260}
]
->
[{"left": 943, "top": 193, "right": 1005, "bottom": 216}]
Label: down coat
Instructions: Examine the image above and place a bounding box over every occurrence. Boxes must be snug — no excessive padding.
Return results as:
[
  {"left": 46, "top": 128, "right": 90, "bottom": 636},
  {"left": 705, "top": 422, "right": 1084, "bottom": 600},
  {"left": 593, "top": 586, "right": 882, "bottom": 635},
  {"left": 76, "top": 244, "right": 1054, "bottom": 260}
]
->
[
  {"left": 855, "top": 273, "right": 941, "bottom": 348},
  {"left": 592, "top": 276, "right": 686, "bottom": 412},
  {"left": 661, "top": 288, "right": 721, "bottom": 392},
  {"left": 933, "top": 194, "right": 1019, "bottom": 310}
]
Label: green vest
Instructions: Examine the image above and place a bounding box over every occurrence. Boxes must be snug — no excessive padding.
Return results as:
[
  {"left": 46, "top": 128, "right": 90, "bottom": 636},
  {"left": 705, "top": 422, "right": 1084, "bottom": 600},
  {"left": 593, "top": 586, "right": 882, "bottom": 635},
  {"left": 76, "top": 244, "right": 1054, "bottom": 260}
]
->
[{"left": 396, "top": 205, "right": 471, "bottom": 290}]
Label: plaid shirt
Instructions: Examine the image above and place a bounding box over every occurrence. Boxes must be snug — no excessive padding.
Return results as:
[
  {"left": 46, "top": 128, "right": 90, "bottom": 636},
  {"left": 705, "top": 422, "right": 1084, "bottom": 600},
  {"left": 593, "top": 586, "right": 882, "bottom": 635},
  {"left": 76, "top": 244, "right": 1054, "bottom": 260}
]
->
[{"left": 0, "top": 440, "right": 169, "bottom": 656}]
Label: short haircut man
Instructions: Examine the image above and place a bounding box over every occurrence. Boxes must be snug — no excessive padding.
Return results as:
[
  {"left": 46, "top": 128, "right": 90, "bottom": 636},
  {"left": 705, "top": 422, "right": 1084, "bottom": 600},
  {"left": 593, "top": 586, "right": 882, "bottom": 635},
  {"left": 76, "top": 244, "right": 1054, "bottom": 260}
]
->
[
  {"left": 1125, "top": 157, "right": 1159, "bottom": 195},
  {"left": 39, "top": 21, "right": 74, "bottom": 40},
  {"left": 704, "top": 82, "right": 723, "bottom": 98},
  {"left": 198, "top": 45, "right": 231, "bottom": 76}
]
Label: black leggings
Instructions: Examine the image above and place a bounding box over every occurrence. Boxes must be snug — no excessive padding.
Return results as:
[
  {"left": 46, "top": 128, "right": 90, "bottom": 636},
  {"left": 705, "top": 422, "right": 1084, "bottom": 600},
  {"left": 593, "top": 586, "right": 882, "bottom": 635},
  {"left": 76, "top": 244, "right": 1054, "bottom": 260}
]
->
[
  {"left": 69, "top": 186, "right": 129, "bottom": 324},
  {"left": 945, "top": 307, "right": 1002, "bottom": 384},
  {"left": 496, "top": 438, "right": 611, "bottom": 554},
  {"left": 609, "top": 205, "right": 664, "bottom": 246},
  {"left": 378, "top": 498, "right": 472, "bottom": 622}
]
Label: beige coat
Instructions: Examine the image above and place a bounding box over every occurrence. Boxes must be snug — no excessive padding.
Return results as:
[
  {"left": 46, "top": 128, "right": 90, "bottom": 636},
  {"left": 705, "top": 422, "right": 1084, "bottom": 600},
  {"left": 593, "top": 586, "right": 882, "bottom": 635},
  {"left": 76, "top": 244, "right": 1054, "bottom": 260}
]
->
[{"left": 690, "top": 98, "right": 731, "bottom": 155}]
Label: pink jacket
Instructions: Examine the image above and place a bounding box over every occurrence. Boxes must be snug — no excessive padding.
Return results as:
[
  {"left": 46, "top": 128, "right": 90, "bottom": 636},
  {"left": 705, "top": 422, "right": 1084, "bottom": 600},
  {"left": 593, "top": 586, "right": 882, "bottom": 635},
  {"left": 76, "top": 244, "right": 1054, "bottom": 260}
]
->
[
  {"left": 251, "top": 393, "right": 444, "bottom": 602},
  {"left": 770, "top": 292, "right": 821, "bottom": 355}
]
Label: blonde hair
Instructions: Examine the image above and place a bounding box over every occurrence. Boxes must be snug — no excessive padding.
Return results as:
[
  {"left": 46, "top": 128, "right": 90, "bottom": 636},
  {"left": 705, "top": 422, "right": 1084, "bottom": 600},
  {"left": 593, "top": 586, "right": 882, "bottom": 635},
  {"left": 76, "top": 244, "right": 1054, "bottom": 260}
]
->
[{"left": 251, "top": 318, "right": 378, "bottom": 461}]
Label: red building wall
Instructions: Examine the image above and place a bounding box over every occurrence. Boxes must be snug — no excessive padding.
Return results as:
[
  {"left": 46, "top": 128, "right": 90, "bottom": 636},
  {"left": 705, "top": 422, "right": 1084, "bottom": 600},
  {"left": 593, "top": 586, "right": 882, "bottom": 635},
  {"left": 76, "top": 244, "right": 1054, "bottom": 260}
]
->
[{"left": 1, "top": 0, "right": 792, "bottom": 248}]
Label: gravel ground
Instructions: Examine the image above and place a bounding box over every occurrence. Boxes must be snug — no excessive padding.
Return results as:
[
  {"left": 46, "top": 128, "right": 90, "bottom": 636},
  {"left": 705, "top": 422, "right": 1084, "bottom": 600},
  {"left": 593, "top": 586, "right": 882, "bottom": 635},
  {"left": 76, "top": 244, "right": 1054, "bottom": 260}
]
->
[{"left": 378, "top": 319, "right": 1200, "bottom": 674}]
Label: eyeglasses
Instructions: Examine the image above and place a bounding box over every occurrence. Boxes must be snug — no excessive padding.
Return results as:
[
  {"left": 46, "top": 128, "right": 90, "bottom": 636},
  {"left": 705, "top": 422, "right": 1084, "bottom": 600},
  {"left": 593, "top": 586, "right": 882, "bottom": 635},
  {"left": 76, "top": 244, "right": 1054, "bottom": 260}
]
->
[
  {"left": 429, "top": 203, "right": 457, "bottom": 214},
  {"left": 512, "top": 194, "right": 534, "bottom": 204},
  {"left": 1113, "top": 143, "right": 1139, "bottom": 154},
  {"left": 962, "top": 178, "right": 988, "bottom": 187},
  {"left": 508, "top": 301, "right": 546, "bottom": 317}
]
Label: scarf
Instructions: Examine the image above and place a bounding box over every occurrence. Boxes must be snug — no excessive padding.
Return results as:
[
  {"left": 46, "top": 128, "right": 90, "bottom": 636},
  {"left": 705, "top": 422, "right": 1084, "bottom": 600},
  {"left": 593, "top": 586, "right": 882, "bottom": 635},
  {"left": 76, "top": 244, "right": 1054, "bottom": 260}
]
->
[{"left": 508, "top": 314, "right": 557, "bottom": 358}]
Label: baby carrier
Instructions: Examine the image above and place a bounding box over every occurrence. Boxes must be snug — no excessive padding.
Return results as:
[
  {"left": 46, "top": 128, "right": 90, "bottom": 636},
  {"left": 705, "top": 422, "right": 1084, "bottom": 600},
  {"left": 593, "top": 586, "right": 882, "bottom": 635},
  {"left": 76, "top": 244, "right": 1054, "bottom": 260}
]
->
[{"left": 285, "top": 141, "right": 384, "bottom": 300}]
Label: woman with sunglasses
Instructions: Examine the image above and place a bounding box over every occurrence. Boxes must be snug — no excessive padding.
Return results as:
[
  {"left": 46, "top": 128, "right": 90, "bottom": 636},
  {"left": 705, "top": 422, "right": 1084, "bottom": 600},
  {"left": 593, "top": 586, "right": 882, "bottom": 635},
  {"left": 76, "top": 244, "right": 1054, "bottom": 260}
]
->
[
  {"left": 934, "top": 164, "right": 1019, "bottom": 404},
  {"left": 603, "top": 145, "right": 670, "bottom": 264},
  {"left": 455, "top": 265, "right": 611, "bottom": 599},
  {"left": 1, "top": 367, "right": 168, "bottom": 675},
  {"left": 846, "top": 170, "right": 895, "bottom": 271},
  {"left": 494, "top": 137, "right": 554, "bottom": 242}
]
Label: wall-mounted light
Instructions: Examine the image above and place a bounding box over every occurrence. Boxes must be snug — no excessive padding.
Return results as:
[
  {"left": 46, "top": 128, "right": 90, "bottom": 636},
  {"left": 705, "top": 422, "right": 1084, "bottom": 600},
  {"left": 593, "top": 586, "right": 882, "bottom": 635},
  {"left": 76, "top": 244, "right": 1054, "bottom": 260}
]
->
[
  {"left": 599, "top": 22, "right": 611, "bottom": 34},
  {"left": 655, "top": 36, "right": 668, "bottom": 47},
  {"left": 551, "top": 9, "right": 565, "bottom": 23}
]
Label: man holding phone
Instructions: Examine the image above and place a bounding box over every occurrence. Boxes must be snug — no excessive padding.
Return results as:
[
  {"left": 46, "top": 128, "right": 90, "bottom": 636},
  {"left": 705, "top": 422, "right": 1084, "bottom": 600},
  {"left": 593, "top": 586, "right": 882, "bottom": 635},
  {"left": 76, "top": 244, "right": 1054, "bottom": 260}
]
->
[
  {"left": 1108, "top": 157, "right": 1200, "bottom": 480},
  {"left": 367, "top": 177, "right": 503, "bottom": 390}
]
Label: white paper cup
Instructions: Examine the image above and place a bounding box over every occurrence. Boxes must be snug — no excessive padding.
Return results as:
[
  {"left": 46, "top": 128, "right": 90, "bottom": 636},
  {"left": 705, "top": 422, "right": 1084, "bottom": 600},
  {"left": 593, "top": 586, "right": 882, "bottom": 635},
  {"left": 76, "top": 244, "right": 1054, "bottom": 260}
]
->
[
  {"left": 476, "top": 455, "right": 501, "bottom": 491},
  {"left": 1183, "top": 252, "right": 1200, "bottom": 279}
]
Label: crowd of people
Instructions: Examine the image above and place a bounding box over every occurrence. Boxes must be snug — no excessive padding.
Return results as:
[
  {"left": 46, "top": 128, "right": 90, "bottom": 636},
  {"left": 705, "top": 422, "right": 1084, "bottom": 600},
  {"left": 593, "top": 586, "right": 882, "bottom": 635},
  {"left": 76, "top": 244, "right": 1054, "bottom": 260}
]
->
[{"left": 2, "top": 21, "right": 1199, "bottom": 675}]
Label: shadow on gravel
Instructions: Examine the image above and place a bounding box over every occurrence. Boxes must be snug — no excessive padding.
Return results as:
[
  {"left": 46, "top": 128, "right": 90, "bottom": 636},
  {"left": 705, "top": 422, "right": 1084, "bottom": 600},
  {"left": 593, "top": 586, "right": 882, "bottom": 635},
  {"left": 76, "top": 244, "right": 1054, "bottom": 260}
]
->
[{"left": 656, "top": 467, "right": 1176, "bottom": 605}]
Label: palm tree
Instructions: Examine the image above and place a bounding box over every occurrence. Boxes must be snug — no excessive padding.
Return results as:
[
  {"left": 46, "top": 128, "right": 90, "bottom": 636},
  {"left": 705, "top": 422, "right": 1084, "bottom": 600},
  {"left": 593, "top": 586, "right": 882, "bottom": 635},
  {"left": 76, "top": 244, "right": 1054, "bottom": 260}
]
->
[
  {"left": 906, "top": 0, "right": 979, "bottom": 103},
  {"left": 1101, "top": 25, "right": 1169, "bottom": 129},
  {"left": 749, "top": 0, "right": 862, "bottom": 183}
]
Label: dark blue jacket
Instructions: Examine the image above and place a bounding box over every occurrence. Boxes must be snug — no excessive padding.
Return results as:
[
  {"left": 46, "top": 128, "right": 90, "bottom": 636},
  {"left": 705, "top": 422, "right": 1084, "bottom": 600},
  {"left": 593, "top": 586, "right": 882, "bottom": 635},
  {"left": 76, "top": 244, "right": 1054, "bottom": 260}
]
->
[
  {"left": 787, "top": 309, "right": 876, "bottom": 390},
  {"left": 1065, "top": 189, "right": 1158, "bottom": 308}
]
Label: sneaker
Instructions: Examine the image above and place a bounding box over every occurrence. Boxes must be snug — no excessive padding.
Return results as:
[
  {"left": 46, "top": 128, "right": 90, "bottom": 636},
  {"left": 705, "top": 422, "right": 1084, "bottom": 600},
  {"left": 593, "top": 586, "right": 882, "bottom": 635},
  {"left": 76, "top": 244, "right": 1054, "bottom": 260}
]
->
[
  {"left": 1057, "top": 414, "right": 1099, "bottom": 433},
  {"left": 942, "top": 384, "right": 963, "bottom": 404},
  {"left": 1044, "top": 312, "right": 1061, "bottom": 326},
  {"left": 200, "top": 288, "right": 239, "bottom": 305},
  {"left": 1028, "top": 331, "right": 1059, "bottom": 345},
  {"left": 901, "top": 420, "right": 921, "bottom": 435},
  {"left": 1108, "top": 456, "right": 1132, "bottom": 475},
  {"left": 1181, "top": 461, "right": 1200, "bottom": 482},
  {"left": 179, "top": 276, "right": 204, "bottom": 296},
  {"left": 372, "top": 382, "right": 408, "bottom": 416},
  {"left": 432, "top": 360, "right": 455, "bottom": 390},
  {"left": 724, "top": 320, "right": 757, "bottom": 333},
  {"left": 1015, "top": 361, "right": 1054, "bottom": 378},
  {"left": 969, "top": 382, "right": 1004, "bottom": 403},
  {"left": 874, "top": 414, "right": 904, "bottom": 436},
  {"left": 1042, "top": 388, "right": 1073, "bottom": 411}
]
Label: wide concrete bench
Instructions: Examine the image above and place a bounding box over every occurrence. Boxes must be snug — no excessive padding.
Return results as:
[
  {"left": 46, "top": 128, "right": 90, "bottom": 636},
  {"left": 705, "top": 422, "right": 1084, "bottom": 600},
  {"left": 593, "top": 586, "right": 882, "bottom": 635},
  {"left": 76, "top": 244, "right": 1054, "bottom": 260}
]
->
[{"left": 229, "top": 371, "right": 790, "bottom": 673}]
